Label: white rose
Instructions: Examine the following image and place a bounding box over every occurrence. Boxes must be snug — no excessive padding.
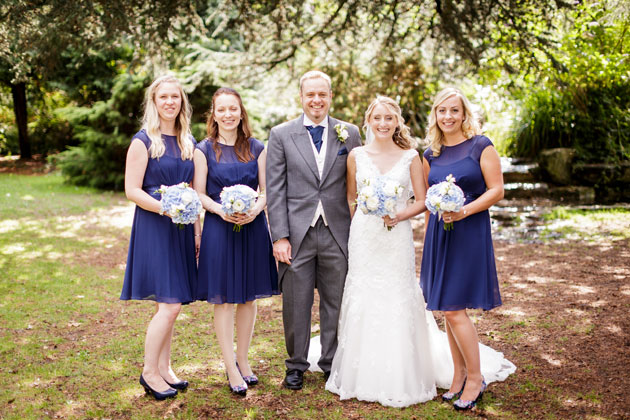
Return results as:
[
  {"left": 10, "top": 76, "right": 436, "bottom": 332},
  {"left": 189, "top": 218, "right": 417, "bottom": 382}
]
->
[
  {"left": 180, "top": 191, "right": 194, "bottom": 205},
  {"left": 430, "top": 196, "right": 441, "bottom": 207},
  {"left": 340, "top": 130, "right": 349, "bottom": 140},
  {"left": 382, "top": 181, "right": 399, "bottom": 197},
  {"left": 384, "top": 198, "right": 396, "bottom": 213},
  {"left": 442, "top": 202, "right": 457, "bottom": 211},
  {"left": 361, "top": 185, "right": 375, "bottom": 198},
  {"left": 233, "top": 199, "right": 246, "bottom": 212},
  {"left": 366, "top": 196, "right": 379, "bottom": 211}
]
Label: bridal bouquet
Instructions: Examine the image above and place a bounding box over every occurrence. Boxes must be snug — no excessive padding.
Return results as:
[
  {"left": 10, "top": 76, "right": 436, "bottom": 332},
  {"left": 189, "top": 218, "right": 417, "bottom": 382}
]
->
[
  {"left": 155, "top": 182, "right": 203, "bottom": 228},
  {"left": 356, "top": 177, "right": 404, "bottom": 230},
  {"left": 425, "top": 174, "right": 465, "bottom": 231},
  {"left": 220, "top": 184, "right": 259, "bottom": 232}
]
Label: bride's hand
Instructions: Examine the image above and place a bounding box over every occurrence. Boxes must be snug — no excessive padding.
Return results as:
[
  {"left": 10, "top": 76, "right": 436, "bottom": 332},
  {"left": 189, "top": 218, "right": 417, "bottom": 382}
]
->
[{"left": 383, "top": 215, "right": 399, "bottom": 228}]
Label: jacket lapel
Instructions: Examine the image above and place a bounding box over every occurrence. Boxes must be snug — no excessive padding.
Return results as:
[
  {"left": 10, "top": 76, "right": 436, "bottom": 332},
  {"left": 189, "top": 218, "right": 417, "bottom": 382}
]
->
[
  {"left": 320, "top": 116, "right": 341, "bottom": 184},
  {"left": 291, "top": 115, "right": 320, "bottom": 181}
]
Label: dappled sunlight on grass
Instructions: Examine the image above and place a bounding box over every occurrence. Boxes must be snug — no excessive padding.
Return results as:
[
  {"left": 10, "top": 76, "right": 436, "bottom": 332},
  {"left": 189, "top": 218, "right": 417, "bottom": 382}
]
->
[{"left": 1, "top": 243, "right": 27, "bottom": 254}]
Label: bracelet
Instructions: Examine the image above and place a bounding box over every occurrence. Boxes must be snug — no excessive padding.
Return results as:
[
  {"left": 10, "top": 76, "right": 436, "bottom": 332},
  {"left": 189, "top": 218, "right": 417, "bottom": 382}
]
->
[
  {"left": 194, "top": 234, "right": 201, "bottom": 237},
  {"left": 463, "top": 207, "right": 468, "bottom": 216}
]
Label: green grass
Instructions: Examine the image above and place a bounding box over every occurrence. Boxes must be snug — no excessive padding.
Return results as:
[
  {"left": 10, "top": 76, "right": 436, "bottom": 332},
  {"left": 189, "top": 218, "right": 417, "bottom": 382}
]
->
[
  {"left": 539, "top": 206, "right": 630, "bottom": 241},
  {"left": 0, "top": 173, "right": 479, "bottom": 419},
  {"left": 2, "top": 173, "right": 623, "bottom": 419}
]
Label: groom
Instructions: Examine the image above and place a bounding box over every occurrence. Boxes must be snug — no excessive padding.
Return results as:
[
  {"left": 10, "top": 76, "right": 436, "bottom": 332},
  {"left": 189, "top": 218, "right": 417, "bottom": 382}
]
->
[{"left": 266, "top": 70, "right": 362, "bottom": 390}]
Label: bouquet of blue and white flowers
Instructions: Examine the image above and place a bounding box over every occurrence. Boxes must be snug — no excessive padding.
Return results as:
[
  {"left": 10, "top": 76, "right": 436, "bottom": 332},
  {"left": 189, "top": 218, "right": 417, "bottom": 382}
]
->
[
  {"left": 356, "top": 177, "right": 404, "bottom": 230},
  {"left": 155, "top": 182, "right": 203, "bottom": 228},
  {"left": 425, "top": 174, "right": 465, "bottom": 231},
  {"left": 220, "top": 184, "right": 259, "bottom": 232}
]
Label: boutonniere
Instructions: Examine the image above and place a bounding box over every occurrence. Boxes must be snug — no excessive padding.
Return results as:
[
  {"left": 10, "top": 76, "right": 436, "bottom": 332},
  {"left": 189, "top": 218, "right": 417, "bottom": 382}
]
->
[{"left": 334, "top": 124, "right": 349, "bottom": 143}]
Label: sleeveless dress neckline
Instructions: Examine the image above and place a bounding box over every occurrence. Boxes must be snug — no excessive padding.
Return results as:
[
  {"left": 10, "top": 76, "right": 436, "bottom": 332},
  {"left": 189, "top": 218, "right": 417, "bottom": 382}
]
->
[{"left": 360, "top": 147, "right": 414, "bottom": 176}]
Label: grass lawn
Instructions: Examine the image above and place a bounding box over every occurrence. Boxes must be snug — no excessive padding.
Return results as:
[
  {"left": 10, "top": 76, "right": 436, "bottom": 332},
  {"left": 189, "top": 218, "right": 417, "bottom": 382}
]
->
[{"left": 1, "top": 172, "right": 628, "bottom": 419}]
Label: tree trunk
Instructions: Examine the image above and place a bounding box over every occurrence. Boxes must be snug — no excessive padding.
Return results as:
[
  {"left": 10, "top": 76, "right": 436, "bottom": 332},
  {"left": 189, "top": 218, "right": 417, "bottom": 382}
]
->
[{"left": 11, "top": 82, "right": 31, "bottom": 159}]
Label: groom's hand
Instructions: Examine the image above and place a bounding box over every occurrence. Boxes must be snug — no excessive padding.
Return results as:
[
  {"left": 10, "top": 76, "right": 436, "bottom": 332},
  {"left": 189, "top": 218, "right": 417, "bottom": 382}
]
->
[{"left": 273, "top": 238, "right": 292, "bottom": 265}]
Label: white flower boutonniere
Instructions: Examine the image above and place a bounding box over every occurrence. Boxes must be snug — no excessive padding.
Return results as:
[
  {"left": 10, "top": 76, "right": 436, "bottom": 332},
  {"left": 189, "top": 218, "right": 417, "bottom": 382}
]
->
[{"left": 335, "top": 124, "right": 349, "bottom": 143}]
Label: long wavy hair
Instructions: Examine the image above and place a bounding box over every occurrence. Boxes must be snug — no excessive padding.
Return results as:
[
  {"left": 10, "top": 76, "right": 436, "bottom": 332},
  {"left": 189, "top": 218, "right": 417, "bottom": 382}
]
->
[
  {"left": 425, "top": 87, "right": 481, "bottom": 157},
  {"left": 363, "top": 96, "right": 416, "bottom": 150},
  {"left": 206, "top": 87, "right": 254, "bottom": 163},
  {"left": 142, "top": 75, "right": 194, "bottom": 160}
]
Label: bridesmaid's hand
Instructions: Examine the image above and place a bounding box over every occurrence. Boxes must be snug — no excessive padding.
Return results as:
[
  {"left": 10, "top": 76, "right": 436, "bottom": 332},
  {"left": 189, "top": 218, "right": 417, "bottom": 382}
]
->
[
  {"left": 217, "top": 210, "right": 241, "bottom": 225},
  {"left": 195, "top": 235, "right": 201, "bottom": 259},
  {"left": 232, "top": 211, "right": 258, "bottom": 226},
  {"left": 443, "top": 206, "right": 468, "bottom": 223}
]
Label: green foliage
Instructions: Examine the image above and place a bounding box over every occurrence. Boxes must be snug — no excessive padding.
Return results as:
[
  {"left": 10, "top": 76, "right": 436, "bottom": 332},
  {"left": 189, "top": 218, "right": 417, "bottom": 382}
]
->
[
  {"left": 54, "top": 72, "right": 150, "bottom": 190},
  {"left": 506, "top": 2, "right": 630, "bottom": 163},
  {"left": 0, "top": 85, "right": 75, "bottom": 156}
]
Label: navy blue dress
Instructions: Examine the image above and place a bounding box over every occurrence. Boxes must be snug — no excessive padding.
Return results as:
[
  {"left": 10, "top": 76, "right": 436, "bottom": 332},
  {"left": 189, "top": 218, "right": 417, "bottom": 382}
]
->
[
  {"left": 120, "top": 130, "right": 197, "bottom": 304},
  {"left": 420, "top": 135, "right": 502, "bottom": 311},
  {"left": 195, "top": 138, "right": 279, "bottom": 304}
]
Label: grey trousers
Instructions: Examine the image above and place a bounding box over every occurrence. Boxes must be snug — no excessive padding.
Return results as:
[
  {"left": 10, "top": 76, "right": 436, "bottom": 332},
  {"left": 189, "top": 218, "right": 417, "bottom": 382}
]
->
[{"left": 282, "top": 218, "right": 348, "bottom": 372}]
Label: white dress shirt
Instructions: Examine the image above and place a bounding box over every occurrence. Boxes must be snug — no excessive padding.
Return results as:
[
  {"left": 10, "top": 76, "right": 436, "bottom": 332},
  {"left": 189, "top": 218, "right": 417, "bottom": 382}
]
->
[{"left": 303, "top": 114, "right": 329, "bottom": 227}]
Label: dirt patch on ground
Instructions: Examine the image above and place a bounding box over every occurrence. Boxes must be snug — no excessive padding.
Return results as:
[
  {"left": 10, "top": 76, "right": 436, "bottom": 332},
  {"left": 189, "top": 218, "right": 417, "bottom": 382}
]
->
[
  {"left": 0, "top": 155, "right": 53, "bottom": 175},
  {"left": 481, "top": 237, "right": 630, "bottom": 419}
]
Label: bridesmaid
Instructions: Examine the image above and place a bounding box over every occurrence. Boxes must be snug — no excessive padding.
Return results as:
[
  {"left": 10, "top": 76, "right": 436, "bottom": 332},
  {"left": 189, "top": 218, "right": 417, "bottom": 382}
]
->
[
  {"left": 121, "top": 75, "right": 199, "bottom": 400},
  {"left": 193, "top": 88, "right": 279, "bottom": 396},
  {"left": 420, "top": 87, "right": 504, "bottom": 411}
]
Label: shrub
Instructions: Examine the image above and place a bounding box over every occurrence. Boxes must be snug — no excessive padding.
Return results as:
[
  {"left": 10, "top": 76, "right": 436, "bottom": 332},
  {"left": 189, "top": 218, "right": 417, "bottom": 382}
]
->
[{"left": 55, "top": 72, "right": 149, "bottom": 190}]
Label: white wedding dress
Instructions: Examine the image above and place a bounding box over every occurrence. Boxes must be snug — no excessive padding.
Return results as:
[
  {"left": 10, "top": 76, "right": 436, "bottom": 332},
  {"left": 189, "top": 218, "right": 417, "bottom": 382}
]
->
[{"left": 307, "top": 147, "right": 516, "bottom": 407}]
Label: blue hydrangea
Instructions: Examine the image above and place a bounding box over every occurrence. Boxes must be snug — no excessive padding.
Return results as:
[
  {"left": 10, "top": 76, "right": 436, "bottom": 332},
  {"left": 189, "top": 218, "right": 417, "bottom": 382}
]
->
[
  {"left": 155, "top": 182, "right": 203, "bottom": 227},
  {"left": 356, "top": 176, "right": 404, "bottom": 229},
  {"left": 425, "top": 174, "right": 465, "bottom": 231},
  {"left": 220, "top": 184, "right": 259, "bottom": 232}
]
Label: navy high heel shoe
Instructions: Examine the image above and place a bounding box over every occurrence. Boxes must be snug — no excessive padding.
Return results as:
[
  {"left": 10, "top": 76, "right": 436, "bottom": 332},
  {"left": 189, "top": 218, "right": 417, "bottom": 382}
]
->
[
  {"left": 226, "top": 370, "right": 248, "bottom": 396},
  {"left": 164, "top": 378, "right": 189, "bottom": 390},
  {"left": 453, "top": 378, "right": 486, "bottom": 411},
  {"left": 442, "top": 377, "right": 466, "bottom": 402},
  {"left": 236, "top": 361, "right": 258, "bottom": 386},
  {"left": 139, "top": 375, "right": 178, "bottom": 401}
]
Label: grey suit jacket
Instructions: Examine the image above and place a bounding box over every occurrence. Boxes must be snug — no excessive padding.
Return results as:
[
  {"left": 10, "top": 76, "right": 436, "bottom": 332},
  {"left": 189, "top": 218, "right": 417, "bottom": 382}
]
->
[{"left": 266, "top": 114, "right": 362, "bottom": 282}]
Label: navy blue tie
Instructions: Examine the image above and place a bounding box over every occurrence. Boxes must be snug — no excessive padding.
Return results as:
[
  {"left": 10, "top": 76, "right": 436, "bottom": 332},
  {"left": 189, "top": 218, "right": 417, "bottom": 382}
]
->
[{"left": 306, "top": 125, "right": 324, "bottom": 152}]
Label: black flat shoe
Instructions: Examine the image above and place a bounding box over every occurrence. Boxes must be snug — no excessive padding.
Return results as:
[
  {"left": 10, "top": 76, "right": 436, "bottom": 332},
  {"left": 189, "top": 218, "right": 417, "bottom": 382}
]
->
[
  {"left": 165, "top": 379, "right": 189, "bottom": 390},
  {"left": 139, "top": 375, "right": 177, "bottom": 401},
  {"left": 282, "top": 369, "right": 304, "bottom": 390},
  {"left": 323, "top": 371, "right": 331, "bottom": 381}
]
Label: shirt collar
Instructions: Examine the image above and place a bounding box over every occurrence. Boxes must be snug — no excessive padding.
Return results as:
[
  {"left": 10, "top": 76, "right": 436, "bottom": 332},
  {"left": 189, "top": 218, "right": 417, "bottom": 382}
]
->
[{"left": 303, "top": 114, "right": 328, "bottom": 128}]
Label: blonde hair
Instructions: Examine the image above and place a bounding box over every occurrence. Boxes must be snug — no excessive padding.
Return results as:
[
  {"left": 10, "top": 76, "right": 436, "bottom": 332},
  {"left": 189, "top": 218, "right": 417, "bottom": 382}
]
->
[
  {"left": 299, "top": 70, "right": 332, "bottom": 93},
  {"left": 425, "top": 87, "right": 481, "bottom": 157},
  {"left": 142, "top": 75, "right": 194, "bottom": 160},
  {"left": 363, "top": 96, "right": 416, "bottom": 150}
]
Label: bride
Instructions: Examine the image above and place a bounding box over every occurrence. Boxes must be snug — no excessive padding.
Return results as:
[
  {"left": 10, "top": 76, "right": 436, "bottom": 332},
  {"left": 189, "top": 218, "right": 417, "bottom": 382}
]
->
[{"left": 307, "top": 96, "right": 515, "bottom": 408}]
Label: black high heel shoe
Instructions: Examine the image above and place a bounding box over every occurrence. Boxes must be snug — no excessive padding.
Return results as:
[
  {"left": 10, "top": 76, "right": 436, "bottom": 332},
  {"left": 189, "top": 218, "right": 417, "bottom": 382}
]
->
[
  {"left": 236, "top": 361, "right": 259, "bottom": 386},
  {"left": 442, "top": 377, "right": 466, "bottom": 402},
  {"left": 139, "top": 375, "right": 178, "bottom": 401},
  {"left": 164, "top": 378, "right": 189, "bottom": 391},
  {"left": 453, "top": 378, "right": 486, "bottom": 411}
]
